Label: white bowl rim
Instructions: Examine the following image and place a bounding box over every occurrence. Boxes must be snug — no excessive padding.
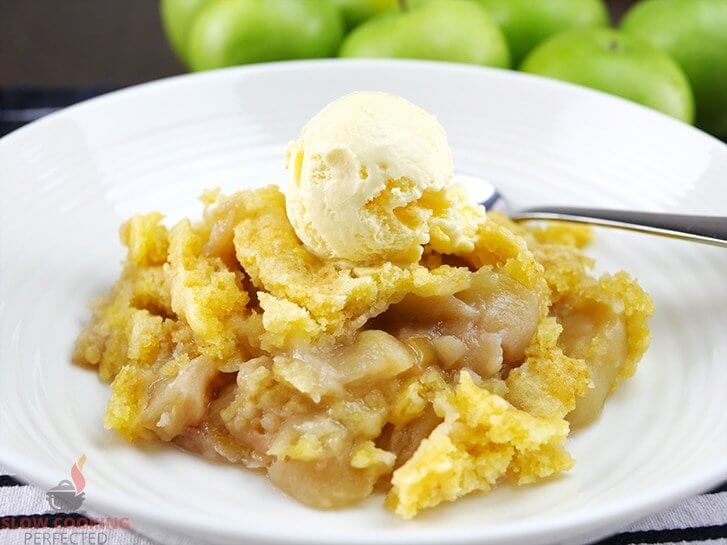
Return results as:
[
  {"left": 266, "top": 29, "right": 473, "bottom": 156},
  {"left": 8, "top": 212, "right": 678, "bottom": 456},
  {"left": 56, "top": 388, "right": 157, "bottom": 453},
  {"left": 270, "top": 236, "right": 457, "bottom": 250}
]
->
[
  {"left": 2, "top": 57, "right": 726, "bottom": 150},
  {"left": 1, "top": 58, "right": 726, "bottom": 545}
]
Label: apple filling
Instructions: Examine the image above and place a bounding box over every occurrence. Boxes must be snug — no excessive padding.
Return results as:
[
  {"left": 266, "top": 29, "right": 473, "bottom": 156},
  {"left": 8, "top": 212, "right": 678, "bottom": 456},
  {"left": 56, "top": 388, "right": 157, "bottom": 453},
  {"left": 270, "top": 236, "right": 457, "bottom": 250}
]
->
[{"left": 74, "top": 187, "right": 653, "bottom": 518}]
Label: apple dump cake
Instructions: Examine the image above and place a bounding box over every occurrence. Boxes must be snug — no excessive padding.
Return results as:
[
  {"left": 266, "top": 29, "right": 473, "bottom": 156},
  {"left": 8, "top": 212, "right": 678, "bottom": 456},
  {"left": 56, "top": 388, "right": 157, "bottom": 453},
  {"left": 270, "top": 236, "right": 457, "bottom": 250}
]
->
[{"left": 73, "top": 91, "right": 653, "bottom": 518}]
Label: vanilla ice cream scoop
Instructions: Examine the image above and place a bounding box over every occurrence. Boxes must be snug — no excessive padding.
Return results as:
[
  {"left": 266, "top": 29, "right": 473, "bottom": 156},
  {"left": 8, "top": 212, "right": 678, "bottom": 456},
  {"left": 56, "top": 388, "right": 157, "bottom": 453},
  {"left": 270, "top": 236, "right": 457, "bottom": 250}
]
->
[{"left": 285, "top": 91, "right": 485, "bottom": 264}]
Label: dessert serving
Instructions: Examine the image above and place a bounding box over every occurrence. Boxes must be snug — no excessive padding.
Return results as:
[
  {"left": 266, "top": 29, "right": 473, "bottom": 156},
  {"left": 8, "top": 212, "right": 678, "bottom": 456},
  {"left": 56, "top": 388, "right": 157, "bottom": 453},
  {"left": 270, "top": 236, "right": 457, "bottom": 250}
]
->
[{"left": 73, "top": 91, "right": 653, "bottom": 519}]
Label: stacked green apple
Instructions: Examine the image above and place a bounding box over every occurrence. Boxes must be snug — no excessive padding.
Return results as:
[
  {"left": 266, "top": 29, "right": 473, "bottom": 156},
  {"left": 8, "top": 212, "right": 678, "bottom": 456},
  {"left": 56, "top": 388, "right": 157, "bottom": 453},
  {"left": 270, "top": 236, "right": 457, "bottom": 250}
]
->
[{"left": 161, "top": 0, "right": 727, "bottom": 138}]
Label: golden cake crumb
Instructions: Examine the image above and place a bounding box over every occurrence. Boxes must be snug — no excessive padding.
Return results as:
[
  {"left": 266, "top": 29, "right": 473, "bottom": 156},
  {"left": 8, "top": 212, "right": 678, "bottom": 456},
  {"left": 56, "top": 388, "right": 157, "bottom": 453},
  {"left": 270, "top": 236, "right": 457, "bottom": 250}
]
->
[{"left": 74, "top": 186, "right": 652, "bottom": 517}]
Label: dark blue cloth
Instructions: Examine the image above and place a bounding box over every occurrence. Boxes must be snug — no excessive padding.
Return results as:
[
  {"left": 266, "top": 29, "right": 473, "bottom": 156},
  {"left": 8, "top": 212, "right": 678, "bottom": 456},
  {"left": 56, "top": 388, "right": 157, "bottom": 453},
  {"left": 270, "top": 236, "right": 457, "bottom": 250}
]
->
[{"left": 0, "top": 86, "right": 117, "bottom": 137}]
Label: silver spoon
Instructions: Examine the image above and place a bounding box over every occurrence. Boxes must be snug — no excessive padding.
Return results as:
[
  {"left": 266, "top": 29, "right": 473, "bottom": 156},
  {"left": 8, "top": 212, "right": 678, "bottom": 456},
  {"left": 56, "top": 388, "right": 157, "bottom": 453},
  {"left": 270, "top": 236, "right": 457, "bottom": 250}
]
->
[{"left": 456, "top": 175, "right": 727, "bottom": 248}]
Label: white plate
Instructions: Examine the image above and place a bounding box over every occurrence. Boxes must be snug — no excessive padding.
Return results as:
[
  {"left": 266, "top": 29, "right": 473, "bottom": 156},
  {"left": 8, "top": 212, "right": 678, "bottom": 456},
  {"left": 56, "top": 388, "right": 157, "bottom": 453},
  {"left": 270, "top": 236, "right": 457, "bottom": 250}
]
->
[{"left": 1, "top": 60, "right": 726, "bottom": 545}]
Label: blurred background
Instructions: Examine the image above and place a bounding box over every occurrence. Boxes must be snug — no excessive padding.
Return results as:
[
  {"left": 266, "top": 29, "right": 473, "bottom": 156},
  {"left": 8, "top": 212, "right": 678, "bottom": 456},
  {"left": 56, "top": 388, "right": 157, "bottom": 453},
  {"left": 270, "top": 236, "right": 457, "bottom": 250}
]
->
[
  {"left": 1, "top": 0, "right": 725, "bottom": 139},
  {"left": 1, "top": 0, "right": 635, "bottom": 86}
]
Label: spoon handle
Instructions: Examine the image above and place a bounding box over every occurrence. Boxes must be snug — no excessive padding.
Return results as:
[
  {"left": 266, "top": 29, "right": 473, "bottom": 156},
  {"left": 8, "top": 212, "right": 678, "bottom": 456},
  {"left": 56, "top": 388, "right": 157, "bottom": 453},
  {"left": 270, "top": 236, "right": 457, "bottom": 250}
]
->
[{"left": 511, "top": 207, "right": 727, "bottom": 248}]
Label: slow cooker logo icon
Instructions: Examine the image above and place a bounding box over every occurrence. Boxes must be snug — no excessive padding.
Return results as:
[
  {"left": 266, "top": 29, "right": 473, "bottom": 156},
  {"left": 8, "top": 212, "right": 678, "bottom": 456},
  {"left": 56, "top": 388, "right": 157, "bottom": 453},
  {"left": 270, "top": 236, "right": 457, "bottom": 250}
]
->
[{"left": 46, "top": 455, "right": 87, "bottom": 512}]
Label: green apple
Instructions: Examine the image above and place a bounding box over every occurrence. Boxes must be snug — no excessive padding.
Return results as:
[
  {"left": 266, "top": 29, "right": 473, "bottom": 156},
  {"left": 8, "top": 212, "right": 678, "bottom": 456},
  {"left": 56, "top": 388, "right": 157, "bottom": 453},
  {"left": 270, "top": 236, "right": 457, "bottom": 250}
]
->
[
  {"left": 183, "top": 0, "right": 344, "bottom": 71},
  {"left": 329, "top": 0, "right": 398, "bottom": 28},
  {"left": 622, "top": 0, "right": 727, "bottom": 137},
  {"left": 339, "top": 0, "right": 511, "bottom": 68},
  {"left": 521, "top": 29, "right": 694, "bottom": 123},
  {"left": 475, "top": 0, "right": 609, "bottom": 66},
  {"left": 160, "top": 0, "right": 210, "bottom": 65}
]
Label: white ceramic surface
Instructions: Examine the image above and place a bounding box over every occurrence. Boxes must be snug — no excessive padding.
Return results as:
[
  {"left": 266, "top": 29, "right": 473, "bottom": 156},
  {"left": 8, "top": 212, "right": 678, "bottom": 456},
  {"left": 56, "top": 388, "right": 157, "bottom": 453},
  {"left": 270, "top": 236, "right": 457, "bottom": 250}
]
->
[{"left": 1, "top": 60, "right": 726, "bottom": 545}]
